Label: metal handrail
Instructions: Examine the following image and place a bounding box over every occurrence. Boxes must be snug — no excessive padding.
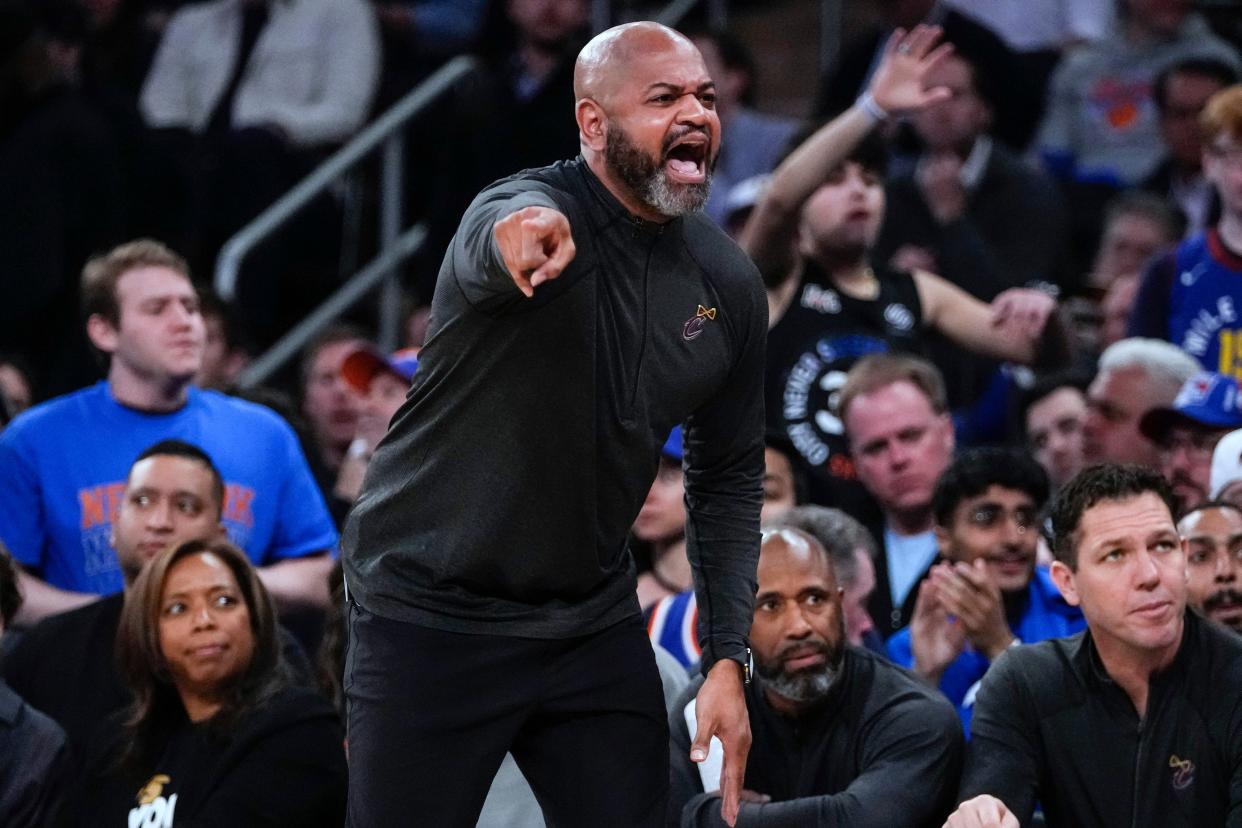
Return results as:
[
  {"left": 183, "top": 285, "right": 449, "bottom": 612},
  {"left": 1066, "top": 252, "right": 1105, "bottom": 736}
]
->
[
  {"left": 213, "top": 54, "right": 478, "bottom": 308},
  {"left": 235, "top": 224, "right": 427, "bottom": 389},
  {"left": 223, "top": 0, "right": 733, "bottom": 390}
]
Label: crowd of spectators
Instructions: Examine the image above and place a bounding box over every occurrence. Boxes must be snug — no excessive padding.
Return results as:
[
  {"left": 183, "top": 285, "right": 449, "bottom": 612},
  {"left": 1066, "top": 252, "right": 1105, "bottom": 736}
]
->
[{"left": 4, "top": 0, "right": 1242, "bottom": 825}]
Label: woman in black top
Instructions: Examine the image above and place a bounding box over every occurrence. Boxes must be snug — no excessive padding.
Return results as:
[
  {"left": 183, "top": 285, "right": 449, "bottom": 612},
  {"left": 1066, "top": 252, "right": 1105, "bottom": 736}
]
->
[{"left": 79, "top": 539, "right": 345, "bottom": 827}]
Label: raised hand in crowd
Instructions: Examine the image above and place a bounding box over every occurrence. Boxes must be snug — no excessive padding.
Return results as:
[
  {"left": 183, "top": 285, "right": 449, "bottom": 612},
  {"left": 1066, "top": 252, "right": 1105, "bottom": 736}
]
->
[
  {"left": 866, "top": 25, "right": 956, "bottom": 116},
  {"left": 741, "top": 25, "right": 952, "bottom": 279},
  {"left": 990, "top": 288, "right": 1056, "bottom": 342},
  {"left": 930, "top": 559, "right": 1014, "bottom": 660},
  {"left": 910, "top": 575, "right": 968, "bottom": 686}
]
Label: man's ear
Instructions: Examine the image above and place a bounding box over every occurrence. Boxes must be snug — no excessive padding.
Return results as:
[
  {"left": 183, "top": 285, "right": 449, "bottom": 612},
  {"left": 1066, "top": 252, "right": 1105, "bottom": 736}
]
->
[
  {"left": 1049, "top": 559, "right": 1080, "bottom": 607},
  {"left": 86, "top": 313, "right": 119, "bottom": 355},
  {"left": 576, "top": 98, "right": 607, "bottom": 152}
]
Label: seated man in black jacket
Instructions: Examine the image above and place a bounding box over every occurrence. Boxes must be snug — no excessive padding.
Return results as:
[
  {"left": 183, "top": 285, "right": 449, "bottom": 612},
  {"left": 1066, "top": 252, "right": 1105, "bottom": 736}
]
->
[
  {"left": 668, "top": 527, "right": 963, "bottom": 827},
  {"left": 947, "top": 463, "right": 1242, "bottom": 828}
]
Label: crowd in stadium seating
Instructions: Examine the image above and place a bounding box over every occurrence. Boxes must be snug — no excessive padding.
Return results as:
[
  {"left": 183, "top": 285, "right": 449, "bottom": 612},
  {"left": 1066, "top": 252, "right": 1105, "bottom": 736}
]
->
[{"left": 3, "top": 0, "right": 1242, "bottom": 825}]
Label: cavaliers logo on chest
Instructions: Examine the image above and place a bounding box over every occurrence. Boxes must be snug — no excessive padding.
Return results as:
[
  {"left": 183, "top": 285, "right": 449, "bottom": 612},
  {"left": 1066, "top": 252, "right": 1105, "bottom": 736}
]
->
[{"left": 683, "top": 305, "right": 717, "bottom": 341}]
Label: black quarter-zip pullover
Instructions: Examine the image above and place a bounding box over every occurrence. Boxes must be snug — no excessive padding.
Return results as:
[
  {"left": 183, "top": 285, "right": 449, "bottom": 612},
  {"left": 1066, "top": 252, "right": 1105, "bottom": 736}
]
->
[
  {"left": 961, "top": 610, "right": 1242, "bottom": 827},
  {"left": 342, "top": 158, "right": 767, "bottom": 672}
]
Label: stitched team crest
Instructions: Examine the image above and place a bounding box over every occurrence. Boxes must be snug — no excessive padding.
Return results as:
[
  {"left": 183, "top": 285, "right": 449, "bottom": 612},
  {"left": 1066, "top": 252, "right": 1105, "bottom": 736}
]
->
[
  {"left": 683, "top": 305, "right": 717, "bottom": 340},
  {"left": 1169, "top": 755, "right": 1195, "bottom": 790}
]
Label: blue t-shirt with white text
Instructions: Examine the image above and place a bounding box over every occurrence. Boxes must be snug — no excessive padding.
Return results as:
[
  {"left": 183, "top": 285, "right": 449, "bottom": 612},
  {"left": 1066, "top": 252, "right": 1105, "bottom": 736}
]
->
[{"left": 0, "top": 382, "right": 338, "bottom": 594}]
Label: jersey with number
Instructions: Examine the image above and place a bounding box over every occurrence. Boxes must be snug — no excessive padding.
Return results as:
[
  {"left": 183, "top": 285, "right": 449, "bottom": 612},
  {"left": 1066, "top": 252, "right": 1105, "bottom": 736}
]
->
[
  {"left": 1130, "top": 227, "right": 1242, "bottom": 379},
  {"left": 765, "top": 262, "right": 925, "bottom": 509}
]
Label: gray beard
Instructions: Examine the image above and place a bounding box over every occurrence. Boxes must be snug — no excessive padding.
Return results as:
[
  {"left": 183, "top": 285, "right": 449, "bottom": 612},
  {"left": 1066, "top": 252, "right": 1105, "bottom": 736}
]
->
[
  {"left": 759, "top": 660, "right": 839, "bottom": 704},
  {"left": 604, "top": 124, "right": 711, "bottom": 217}
]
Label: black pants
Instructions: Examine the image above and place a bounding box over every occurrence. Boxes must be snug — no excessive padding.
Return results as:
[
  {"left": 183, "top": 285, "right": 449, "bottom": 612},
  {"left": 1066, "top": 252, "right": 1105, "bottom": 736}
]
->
[{"left": 344, "top": 603, "right": 669, "bottom": 827}]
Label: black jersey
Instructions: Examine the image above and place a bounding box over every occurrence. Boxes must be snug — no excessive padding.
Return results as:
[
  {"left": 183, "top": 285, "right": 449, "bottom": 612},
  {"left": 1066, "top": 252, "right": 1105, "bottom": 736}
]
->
[{"left": 765, "top": 261, "right": 925, "bottom": 509}]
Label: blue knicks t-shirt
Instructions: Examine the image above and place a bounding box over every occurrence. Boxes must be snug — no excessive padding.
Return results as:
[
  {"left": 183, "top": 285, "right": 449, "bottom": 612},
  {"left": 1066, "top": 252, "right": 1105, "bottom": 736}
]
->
[{"left": 0, "top": 382, "right": 338, "bottom": 594}]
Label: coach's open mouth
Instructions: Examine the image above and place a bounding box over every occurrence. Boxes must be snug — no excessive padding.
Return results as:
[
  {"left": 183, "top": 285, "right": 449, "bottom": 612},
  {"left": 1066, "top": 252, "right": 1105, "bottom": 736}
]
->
[{"left": 664, "top": 136, "right": 707, "bottom": 184}]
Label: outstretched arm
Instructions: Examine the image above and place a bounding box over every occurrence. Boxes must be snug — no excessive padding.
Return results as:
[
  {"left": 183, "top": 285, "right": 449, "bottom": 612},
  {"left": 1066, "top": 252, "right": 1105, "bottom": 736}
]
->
[
  {"left": 740, "top": 25, "right": 953, "bottom": 287},
  {"left": 493, "top": 206, "right": 577, "bottom": 297},
  {"left": 916, "top": 271, "right": 1065, "bottom": 366}
]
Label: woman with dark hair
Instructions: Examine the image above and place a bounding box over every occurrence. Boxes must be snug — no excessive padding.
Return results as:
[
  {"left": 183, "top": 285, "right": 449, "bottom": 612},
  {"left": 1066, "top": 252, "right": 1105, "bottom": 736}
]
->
[{"left": 78, "top": 539, "right": 346, "bottom": 827}]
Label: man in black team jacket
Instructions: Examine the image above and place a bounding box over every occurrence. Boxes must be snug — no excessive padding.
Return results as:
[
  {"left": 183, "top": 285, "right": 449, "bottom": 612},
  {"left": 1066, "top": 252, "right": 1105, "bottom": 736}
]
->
[
  {"left": 342, "top": 21, "right": 767, "bottom": 828},
  {"left": 946, "top": 464, "right": 1242, "bottom": 828},
  {"left": 669, "top": 528, "right": 962, "bottom": 827}
]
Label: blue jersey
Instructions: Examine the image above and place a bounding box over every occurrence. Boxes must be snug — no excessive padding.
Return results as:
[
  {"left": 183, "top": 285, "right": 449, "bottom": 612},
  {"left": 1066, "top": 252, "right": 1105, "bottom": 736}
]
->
[
  {"left": 1132, "top": 228, "right": 1242, "bottom": 379},
  {"left": 0, "top": 382, "right": 339, "bottom": 594},
  {"left": 646, "top": 589, "right": 700, "bottom": 670},
  {"left": 887, "top": 566, "right": 1085, "bottom": 734}
]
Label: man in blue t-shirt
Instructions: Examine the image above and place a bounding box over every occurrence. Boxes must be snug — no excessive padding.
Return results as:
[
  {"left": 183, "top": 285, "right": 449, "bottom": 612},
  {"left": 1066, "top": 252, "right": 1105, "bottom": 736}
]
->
[
  {"left": 888, "top": 447, "right": 1085, "bottom": 732},
  {"left": 0, "top": 240, "right": 337, "bottom": 622}
]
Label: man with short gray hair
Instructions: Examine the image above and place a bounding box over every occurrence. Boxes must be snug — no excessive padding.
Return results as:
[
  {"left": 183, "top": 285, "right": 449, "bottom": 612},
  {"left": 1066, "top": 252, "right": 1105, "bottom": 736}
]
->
[{"left": 1083, "top": 337, "right": 1199, "bottom": 468}]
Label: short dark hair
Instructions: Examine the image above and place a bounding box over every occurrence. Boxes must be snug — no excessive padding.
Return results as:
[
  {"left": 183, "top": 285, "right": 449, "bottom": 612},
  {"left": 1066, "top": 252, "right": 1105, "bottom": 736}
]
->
[
  {"left": 298, "top": 322, "right": 369, "bottom": 391},
  {"left": 0, "top": 541, "right": 22, "bottom": 628},
  {"left": 933, "top": 447, "right": 1050, "bottom": 527},
  {"left": 1154, "top": 57, "right": 1238, "bottom": 112},
  {"left": 1102, "top": 190, "right": 1183, "bottom": 245},
  {"left": 197, "top": 287, "right": 255, "bottom": 358},
  {"left": 1018, "top": 370, "right": 1092, "bottom": 438},
  {"left": 131, "top": 439, "right": 225, "bottom": 518},
  {"left": 769, "top": 505, "right": 875, "bottom": 588},
  {"left": 764, "top": 431, "right": 809, "bottom": 507},
  {"left": 937, "top": 27, "right": 1001, "bottom": 115},
  {"left": 117, "top": 539, "right": 285, "bottom": 768},
  {"left": 682, "top": 27, "right": 758, "bottom": 107},
  {"left": 81, "top": 239, "right": 190, "bottom": 328},
  {"left": 1049, "top": 464, "right": 1177, "bottom": 569}
]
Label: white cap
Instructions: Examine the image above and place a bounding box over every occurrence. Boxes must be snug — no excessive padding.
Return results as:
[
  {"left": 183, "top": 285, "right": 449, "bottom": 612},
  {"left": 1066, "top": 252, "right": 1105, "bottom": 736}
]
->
[{"left": 1210, "top": 428, "right": 1242, "bottom": 498}]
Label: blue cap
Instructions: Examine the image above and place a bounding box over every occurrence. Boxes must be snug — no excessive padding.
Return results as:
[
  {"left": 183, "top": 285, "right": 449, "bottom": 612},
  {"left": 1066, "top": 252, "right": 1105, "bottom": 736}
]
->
[
  {"left": 661, "top": 427, "right": 683, "bottom": 462},
  {"left": 341, "top": 346, "right": 419, "bottom": 393},
  {"left": 1139, "top": 371, "right": 1242, "bottom": 441}
]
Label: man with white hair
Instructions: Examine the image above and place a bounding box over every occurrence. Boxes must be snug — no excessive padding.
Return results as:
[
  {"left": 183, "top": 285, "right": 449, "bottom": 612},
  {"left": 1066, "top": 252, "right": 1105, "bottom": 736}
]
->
[{"left": 1082, "top": 337, "right": 1200, "bottom": 468}]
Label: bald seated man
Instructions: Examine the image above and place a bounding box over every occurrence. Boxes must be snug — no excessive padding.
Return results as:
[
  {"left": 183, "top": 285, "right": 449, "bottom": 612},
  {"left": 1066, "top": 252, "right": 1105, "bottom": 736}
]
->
[
  {"left": 669, "top": 528, "right": 962, "bottom": 827},
  {"left": 341, "top": 21, "right": 769, "bottom": 827}
]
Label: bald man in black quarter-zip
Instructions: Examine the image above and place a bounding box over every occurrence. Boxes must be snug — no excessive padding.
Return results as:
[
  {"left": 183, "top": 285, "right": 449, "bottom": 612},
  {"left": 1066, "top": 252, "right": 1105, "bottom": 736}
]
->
[{"left": 341, "top": 21, "right": 766, "bottom": 828}]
